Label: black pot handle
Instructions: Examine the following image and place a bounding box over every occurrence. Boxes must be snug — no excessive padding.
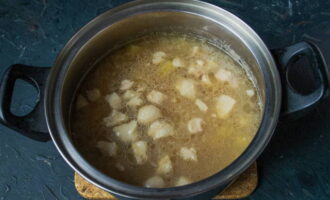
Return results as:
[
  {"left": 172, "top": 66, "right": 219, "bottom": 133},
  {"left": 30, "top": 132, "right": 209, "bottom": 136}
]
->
[
  {"left": 272, "top": 41, "right": 330, "bottom": 119},
  {"left": 0, "top": 64, "right": 51, "bottom": 142}
]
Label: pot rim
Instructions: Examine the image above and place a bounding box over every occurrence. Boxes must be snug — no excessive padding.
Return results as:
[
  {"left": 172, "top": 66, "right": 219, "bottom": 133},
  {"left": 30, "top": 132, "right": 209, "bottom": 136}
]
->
[{"left": 45, "top": 0, "right": 282, "bottom": 199}]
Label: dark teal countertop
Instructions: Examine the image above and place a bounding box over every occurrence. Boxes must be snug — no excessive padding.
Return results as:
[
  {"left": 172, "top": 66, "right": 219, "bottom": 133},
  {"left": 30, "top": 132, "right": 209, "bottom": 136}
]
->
[{"left": 0, "top": 0, "right": 329, "bottom": 199}]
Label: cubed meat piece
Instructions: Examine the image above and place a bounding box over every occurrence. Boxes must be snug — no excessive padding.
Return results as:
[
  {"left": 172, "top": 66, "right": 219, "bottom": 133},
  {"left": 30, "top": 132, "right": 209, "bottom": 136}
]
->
[
  {"left": 127, "top": 96, "right": 144, "bottom": 107},
  {"left": 196, "top": 59, "right": 204, "bottom": 66},
  {"left": 187, "top": 118, "right": 204, "bottom": 134},
  {"left": 137, "top": 105, "right": 162, "bottom": 124},
  {"left": 195, "top": 99, "right": 208, "bottom": 112},
  {"left": 113, "top": 120, "right": 138, "bottom": 143},
  {"left": 123, "top": 90, "right": 140, "bottom": 100},
  {"left": 215, "top": 69, "right": 232, "bottom": 82},
  {"left": 105, "top": 92, "right": 122, "bottom": 109},
  {"left": 152, "top": 51, "right": 166, "bottom": 64},
  {"left": 103, "top": 110, "right": 128, "bottom": 127},
  {"left": 175, "top": 176, "right": 192, "bottom": 186},
  {"left": 172, "top": 57, "right": 184, "bottom": 68},
  {"left": 148, "top": 120, "right": 174, "bottom": 140},
  {"left": 120, "top": 80, "right": 134, "bottom": 90},
  {"left": 156, "top": 155, "right": 173, "bottom": 174},
  {"left": 147, "top": 90, "right": 167, "bottom": 105},
  {"left": 246, "top": 89, "right": 255, "bottom": 97},
  {"left": 201, "top": 74, "right": 212, "bottom": 85},
  {"left": 96, "top": 141, "right": 117, "bottom": 157},
  {"left": 179, "top": 147, "right": 198, "bottom": 162},
  {"left": 175, "top": 78, "right": 196, "bottom": 99},
  {"left": 144, "top": 176, "right": 165, "bottom": 188},
  {"left": 216, "top": 95, "right": 236, "bottom": 119},
  {"left": 188, "top": 66, "right": 204, "bottom": 79},
  {"left": 132, "top": 140, "right": 148, "bottom": 164}
]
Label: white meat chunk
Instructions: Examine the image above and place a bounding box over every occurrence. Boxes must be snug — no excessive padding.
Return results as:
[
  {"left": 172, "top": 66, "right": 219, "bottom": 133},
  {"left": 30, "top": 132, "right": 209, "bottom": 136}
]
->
[
  {"left": 175, "top": 177, "right": 192, "bottom": 186},
  {"left": 148, "top": 120, "right": 174, "bottom": 140},
  {"left": 86, "top": 89, "right": 101, "bottom": 102},
  {"left": 188, "top": 65, "right": 204, "bottom": 78},
  {"left": 76, "top": 95, "right": 88, "bottom": 109},
  {"left": 103, "top": 110, "right": 128, "bottom": 127},
  {"left": 172, "top": 57, "right": 184, "bottom": 68},
  {"left": 152, "top": 51, "right": 166, "bottom": 64},
  {"left": 137, "top": 105, "right": 162, "bottom": 124},
  {"left": 127, "top": 96, "right": 144, "bottom": 107},
  {"left": 96, "top": 141, "right": 117, "bottom": 157},
  {"left": 196, "top": 59, "right": 205, "bottom": 66},
  {"left": 132, "top": 140, "right": 148, "bottom": 164},
  {"left": 123, "top": 90, "right": 140, "bottom": 100},
  {"left": 246, "top": 89, "right": 255, "bottom": 97},
  {"left": 175, "top": 78, "right": 196, "bottom": 99},
  {"left": 216, "top": 95, "right": 236, "bottom": 119},
  {"left": 144, "top": 176, "right": 165, "bottom": 188},
  {"left": 195, "top": 99, "right": 208, "bottom": 112},
  {"left": 147, "top": 90, "right": 167, "bottom": 105},
  {"left": 120, "top": 80, "right": 134, "bottom": 90},
  {"left": 156, "top": 155, "right": 173, "bottom": 174},
  {"left": 105, "top": 92, "right": 122, "bottom": 109},
  {"left": 187, "top": 118, "right": 204, "bottom": 134},
  {"left": 137, "top": 86, "right": 146, "bottom": 92},
  {"left": 215, "top": 69, "right": 233, "bottom": 82},
  {"left": 201, "top": 74, "right": 212, "bottom": 85},
  {"left": 180, "top": 147, "right": 197, "bottom": 162},
  {"left": 113, "top": 120, "right": 138, "bottom": 143}
]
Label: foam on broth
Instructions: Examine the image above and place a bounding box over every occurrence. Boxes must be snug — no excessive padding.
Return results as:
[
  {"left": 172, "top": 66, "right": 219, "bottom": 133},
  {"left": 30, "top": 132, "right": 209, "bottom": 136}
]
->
[{"left": 71, "top": 34, "right": 262, "bottom": 188}]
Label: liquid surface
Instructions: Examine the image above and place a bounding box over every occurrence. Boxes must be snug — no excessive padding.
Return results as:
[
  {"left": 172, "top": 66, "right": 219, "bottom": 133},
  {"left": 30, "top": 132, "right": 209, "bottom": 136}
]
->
[{"left": 71, "top": 34, "right": 262, "bottom": 188}]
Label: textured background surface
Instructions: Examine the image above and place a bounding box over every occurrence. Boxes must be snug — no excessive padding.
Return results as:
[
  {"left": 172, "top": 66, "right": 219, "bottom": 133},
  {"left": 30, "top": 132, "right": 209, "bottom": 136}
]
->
[{"left": 0, "top": 0, "right": 329, "bottom": 199}]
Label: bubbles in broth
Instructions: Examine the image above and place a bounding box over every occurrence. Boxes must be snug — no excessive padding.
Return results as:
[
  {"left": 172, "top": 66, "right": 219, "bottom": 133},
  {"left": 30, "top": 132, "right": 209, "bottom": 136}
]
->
[{"left": 71, "top": 34, "right": 262, "bottom": 188}]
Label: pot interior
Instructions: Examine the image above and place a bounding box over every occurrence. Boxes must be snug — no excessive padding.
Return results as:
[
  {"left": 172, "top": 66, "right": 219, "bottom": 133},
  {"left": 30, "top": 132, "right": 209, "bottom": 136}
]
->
[{"left": 62, "top": 11, "right": 266, "bottom": 127}]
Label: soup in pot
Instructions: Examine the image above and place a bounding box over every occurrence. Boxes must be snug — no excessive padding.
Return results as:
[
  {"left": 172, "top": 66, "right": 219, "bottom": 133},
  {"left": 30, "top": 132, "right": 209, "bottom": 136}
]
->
[{"left": 71, "top": 34, "right": 262, "bottom": 188}]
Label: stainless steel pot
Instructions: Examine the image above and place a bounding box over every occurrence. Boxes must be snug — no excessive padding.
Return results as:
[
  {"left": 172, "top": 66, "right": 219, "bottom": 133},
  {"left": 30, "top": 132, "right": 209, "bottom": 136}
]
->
[{"left": 0, "top": 0, "right": 329, "bottom": 199}]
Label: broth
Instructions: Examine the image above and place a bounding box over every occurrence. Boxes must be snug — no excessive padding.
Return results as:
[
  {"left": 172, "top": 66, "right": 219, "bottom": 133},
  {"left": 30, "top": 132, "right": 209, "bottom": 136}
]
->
[{"left": 71, "top": 34, "right": 261, "bottom": 188}]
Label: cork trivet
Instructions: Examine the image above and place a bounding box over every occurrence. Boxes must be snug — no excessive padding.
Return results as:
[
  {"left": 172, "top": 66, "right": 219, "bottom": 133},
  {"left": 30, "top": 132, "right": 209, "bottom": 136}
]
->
[{"left": 75, "top": 162, "right": 257, "bottom": 200}]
